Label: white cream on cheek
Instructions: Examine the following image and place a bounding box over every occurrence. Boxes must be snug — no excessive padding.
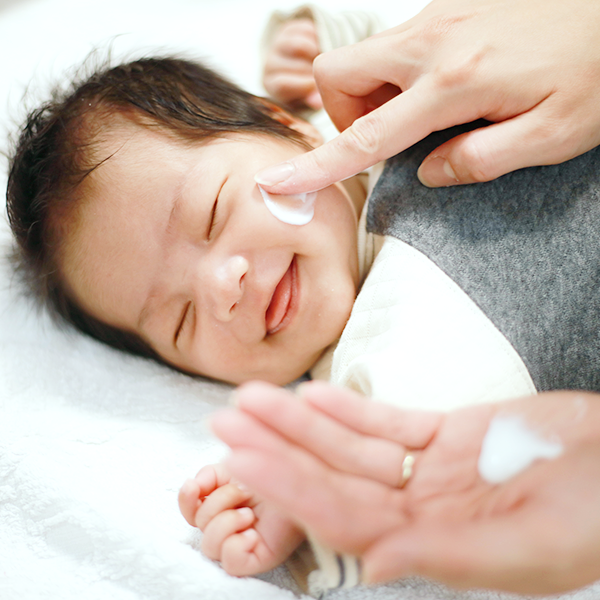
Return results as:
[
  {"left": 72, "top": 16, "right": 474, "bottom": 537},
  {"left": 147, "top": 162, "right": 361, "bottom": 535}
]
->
[
  {"left": 258, "top": 184, "right": 317, "bottom": 225},
  {"left": 478, "top": 415, "right": 563, "bottom": 484}
]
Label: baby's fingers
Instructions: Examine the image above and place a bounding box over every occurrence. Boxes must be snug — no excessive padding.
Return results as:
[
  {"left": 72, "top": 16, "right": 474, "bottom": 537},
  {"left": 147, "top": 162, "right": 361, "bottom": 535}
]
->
[
  {"left": 179, "top": 463, "right": 238, "bottom": 527},
  {"left": 193, "top": 462, "right": 232, "bottom": 495},
  {"left": 271, "top": 19, "right": 319, "bottom": 61},
  {"left": 221, "top": 528, "right": 293, "bottom": 576},
  {"left": 226, "top": 383, "right": 413, "bottom": 486},
  {"left": 264, "top": 73, "right": 318, "bottom": 106},
  {"left": 178, "top": 478, "right": 202, "bottom": 526},
  {"left": 202, "top": 507, "right": 255, "bottom": 562},
  {"left": 195, "top": 482, "right": 252, "bottom": 530},
  {"left": 219, "top": 527, "right": 299, "bottom": 576}
]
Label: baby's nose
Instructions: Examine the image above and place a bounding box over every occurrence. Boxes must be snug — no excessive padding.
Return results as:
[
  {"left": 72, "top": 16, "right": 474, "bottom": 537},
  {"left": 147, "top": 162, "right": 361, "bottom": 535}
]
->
[{"left": 210, "top": 255, "right": 249, "bottom": 322}]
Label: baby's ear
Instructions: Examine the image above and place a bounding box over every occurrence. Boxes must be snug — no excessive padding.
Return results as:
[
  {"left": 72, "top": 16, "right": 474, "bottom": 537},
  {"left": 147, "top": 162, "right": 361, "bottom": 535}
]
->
[{"left": 259, "top": 98, "right": 323, "bottom": 148}]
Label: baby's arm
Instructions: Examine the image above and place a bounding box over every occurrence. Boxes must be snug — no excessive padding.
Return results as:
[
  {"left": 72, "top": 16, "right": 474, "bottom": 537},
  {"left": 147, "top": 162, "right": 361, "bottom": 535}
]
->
[{"left": 178, "top": 463, "right": 305, "bottom": 575}]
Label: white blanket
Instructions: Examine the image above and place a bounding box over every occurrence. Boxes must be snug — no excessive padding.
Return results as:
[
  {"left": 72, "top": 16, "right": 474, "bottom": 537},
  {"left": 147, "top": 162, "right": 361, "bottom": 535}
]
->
[{"left": 1, "top": 1, "right": 600, "bottom": 599}]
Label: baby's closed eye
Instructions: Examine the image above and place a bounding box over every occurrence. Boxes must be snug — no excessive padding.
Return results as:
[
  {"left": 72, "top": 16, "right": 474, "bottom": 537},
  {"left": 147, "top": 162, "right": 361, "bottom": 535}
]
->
[
  {"left": 207, "top": 178, "right": 227, "bottom": 240},
  {"left": 175, "top": 301, "right": 192, "bottom": 344},
  {"left": 207, "top": 197, "right": 220, "bottom": 239}
]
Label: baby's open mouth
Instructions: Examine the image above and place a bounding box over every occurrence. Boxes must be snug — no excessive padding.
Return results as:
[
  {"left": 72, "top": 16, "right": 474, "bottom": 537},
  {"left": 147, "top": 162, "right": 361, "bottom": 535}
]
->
[{"left": 265, "top": 256, "right": 297, "bottom": 335}]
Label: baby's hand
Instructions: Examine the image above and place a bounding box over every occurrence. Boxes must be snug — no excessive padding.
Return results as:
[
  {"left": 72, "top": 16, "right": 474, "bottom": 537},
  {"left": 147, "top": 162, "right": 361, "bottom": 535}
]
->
[
  {"left": 178, "top": 463, "right": 304, "bottom": 575},
  {"left": 263, "top": 18, "right": 323, "bottom": 110}
]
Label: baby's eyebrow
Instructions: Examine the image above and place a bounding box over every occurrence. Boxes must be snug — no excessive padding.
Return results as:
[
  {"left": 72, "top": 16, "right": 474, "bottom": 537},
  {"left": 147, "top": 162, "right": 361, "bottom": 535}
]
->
[{"left": 166, "top": 186, "right": 185, "bottom": 234}]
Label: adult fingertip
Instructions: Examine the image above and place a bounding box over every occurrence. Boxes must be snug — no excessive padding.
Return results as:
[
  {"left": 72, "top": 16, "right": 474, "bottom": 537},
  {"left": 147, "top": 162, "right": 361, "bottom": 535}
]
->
[
  {"left": 294, "top": 378, "right": 331, "bottom": 399},
  {"left": 208, "top": 407, "right": 240, "bottom": 439},
  {"left": 417, "top": 156, "right": 459, "bottom": 187},
  {"left": 232, "top": 381, "right": 287, "bottom": 414},
  {"left": 230, "top": 381, "right": 263, "bottom": 408},
  {"left": 254, "top": 161, "right": 295, "bottom": 187}
]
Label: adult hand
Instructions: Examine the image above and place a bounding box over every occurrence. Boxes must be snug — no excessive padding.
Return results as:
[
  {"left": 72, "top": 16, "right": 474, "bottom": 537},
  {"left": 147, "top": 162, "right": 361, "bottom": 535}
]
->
[
  {"left": 255, "top": 0, "right": 600, "bottom": 193},
  {"left": 212, "top": 381, "right": 600, "bottom": 595}
]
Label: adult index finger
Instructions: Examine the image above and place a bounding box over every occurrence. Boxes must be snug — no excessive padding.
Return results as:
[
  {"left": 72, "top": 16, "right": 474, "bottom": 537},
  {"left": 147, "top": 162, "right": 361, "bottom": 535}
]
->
[
  {"left": 298, "top": 380, "right": 442, "bottom": 450},
  {"left": 254, "top": 81, "right": 448, "bottom": 195},
  {"left": 224, "top": 381, "right": 411, "bottom": 487}
]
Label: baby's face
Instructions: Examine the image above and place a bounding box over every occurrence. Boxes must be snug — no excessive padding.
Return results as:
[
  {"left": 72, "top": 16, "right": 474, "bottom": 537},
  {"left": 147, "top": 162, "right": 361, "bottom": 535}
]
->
[{"left": 62, "top": 121, "right": 359, "bottom": 384}]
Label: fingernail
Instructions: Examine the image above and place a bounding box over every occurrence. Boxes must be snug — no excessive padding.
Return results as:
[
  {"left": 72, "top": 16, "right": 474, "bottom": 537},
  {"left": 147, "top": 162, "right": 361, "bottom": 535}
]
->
[
  {"left": 417, "top": 157, "right": 458, "bottom": 187},
  {"left": 237, "top": 507, "right": 254, "bottom": 519},
  {"left": 233, "top": 480, "right": 250, "bottom": 493},
  {"left": 255, "top": 161, "right": 295, "bottom": 186},
  {"left": 180, "top": 478, "right": 196, "bottom": 493},
  {"left": 242, "top": 528, "right": 258, "bottom": 540}
]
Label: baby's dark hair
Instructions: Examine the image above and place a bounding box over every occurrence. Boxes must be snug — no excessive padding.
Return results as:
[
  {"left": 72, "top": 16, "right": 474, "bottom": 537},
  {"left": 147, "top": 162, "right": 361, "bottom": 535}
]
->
[{"left": 6, "top": 56, "right": 306, "bottom": 363}]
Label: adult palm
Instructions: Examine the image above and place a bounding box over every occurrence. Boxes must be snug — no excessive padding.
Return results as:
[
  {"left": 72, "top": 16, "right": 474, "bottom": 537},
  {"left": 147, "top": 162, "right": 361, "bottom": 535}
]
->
[{"left": 212, "top": 381, "right": 600, "bottom": 594}]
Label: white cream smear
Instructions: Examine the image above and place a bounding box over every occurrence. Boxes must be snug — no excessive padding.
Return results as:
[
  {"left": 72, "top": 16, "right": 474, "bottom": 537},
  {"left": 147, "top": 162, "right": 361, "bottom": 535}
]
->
[
  {"left": 478, "top": 415, "right": 563, "bottom": 484},
  {"left": 258, "top": 184, "right": 317, "bottom": 225}
]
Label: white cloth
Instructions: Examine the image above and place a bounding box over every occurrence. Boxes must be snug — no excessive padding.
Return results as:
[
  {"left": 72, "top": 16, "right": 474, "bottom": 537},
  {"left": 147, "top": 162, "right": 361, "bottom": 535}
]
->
[
  {"left": 261, "top": 4, "right": 384, "bottom": 54},
  {"left": 331, "top": 235, "right": 537, "bottom": 410}
]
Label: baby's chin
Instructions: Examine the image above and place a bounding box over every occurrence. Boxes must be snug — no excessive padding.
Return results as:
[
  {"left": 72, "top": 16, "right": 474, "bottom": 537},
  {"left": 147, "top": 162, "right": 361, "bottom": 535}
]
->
[
  {"left": 222, "top": 345, "right": 334, "bottom": 387},
  {"left": 167, "top": 342, "right": 329, "bottom": 387}
]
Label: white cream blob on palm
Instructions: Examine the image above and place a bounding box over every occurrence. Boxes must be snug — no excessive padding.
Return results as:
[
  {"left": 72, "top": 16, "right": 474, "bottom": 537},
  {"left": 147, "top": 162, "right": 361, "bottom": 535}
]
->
[
  {"left": 259, "top": 185, "right": 317, "bottom": 225},
  {"left": 478, "top": 415, "right": 564, "bottom": 484}
]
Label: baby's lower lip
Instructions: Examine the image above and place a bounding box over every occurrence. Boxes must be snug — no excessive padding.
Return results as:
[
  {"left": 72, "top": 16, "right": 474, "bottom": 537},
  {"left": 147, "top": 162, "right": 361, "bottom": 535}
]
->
[{"left": 265, "top": 257, "right": 297, "bottom": 335}]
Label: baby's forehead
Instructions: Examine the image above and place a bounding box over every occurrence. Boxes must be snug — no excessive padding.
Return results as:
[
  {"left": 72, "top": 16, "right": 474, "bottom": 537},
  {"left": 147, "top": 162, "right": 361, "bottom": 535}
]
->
[
  {"left": 80, "top": 118, "right": 178, "bottom": 184},
  {"left": 80, "top": 107, "right": 175, "bottom": 156},
  {"left": 84, "top": 109, "right": 151, "bottom": 148}
]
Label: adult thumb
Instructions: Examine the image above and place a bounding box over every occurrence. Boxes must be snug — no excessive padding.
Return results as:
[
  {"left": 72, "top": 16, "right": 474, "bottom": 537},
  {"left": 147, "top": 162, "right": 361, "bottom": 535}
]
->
[
  {"left": 416, "top": 114, "right": 565, "bottom": 187},
  {"left": 361, "top": 514, "right": 557, "bottom": 594}
]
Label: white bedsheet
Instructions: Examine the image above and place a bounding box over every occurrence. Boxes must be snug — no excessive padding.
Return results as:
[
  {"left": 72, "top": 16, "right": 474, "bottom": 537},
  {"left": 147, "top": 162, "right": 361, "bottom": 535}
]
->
[{"left": 2, "top": 1, "right": 600, "bottom": 599}]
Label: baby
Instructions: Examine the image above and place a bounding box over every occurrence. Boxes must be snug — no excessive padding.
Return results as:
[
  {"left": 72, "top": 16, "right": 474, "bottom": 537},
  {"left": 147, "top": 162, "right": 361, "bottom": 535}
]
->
[
  {"left": 5, "top": 7, "right": 381, "bottom": 584},
  {"left": 8, "top": 5, "right": 600, "bottom": 594},
  {"left": 7, "top": 60, "right": 362, "bottom": 386},
  {"left": 6, "top": 49, "right": 370, "bottom": 584}
]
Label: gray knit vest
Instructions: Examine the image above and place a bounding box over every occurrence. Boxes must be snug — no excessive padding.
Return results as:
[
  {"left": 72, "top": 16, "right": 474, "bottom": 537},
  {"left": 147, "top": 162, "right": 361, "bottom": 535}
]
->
[{"left": 366, "top": 122, "right": 600, "bottom": 392}]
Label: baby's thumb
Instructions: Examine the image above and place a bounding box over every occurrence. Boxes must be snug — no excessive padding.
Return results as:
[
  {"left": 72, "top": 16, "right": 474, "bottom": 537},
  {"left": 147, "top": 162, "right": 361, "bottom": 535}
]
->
[
  {"left": 416, "top": 116, "right": 556, "bottom": 187},
  {"left": 305, "top": 89, "right": 323, "bottom": 110}
]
